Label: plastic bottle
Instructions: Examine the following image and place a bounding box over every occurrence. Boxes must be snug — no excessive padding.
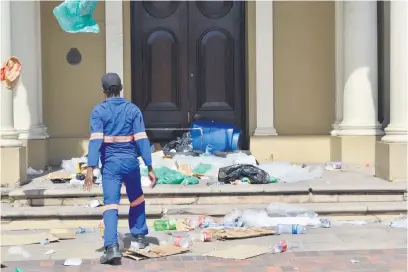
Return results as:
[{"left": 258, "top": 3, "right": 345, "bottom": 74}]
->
[
  {"left": 189, "top": 231, "right": 212, "bottom": 242},
  {"left": 40, "top": 238, "right": 50, "bottom": 245},
  {"left": 153, "top": 219, "right": 177, "bottom": 231},
  {"left": 75, "top": 227, "right": 96, "bottom": 234},
  {"left": 184, "top": 216, "right": 215, "bottom": 229},
  {"left": 319, "top": 219, "right": 331, "bottom": 228},
  {"left": 270, "top": 240, "right": 288, "bottom": 253},
  {"left": 276, "top": 224, "right": 306, "bottom": 234},
  {"left": 166, "top": 236, "right": 192, "bottom": 249},
  {"left": 202, "top": 222, "right": 237, "bottom": 229}
]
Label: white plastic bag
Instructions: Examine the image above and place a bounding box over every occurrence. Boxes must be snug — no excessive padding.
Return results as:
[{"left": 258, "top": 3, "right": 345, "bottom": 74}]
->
[
  {"left": 226, "top": 152, "right": 257, "bottom": 166},
  {"left": 8, "top": 246, "right": 31, "bottom": 258},
  {"left": 266, "top": 202, "right": 318, "bottom": 218},
  {"left": 238, "top": 209, "right": 275, "bottom": 228},
  {"left": 64, "top": 258, "right": 82, "bottom": 266},
  {"left": 27, "top": 167, "right": 43, "bottom": 175},
  {"left": 258, "top": 162, "right": 323, "bottom": 183},
  {"left": 224, "top": 209, "right": 243, "bottom": 225},
  {"left": 390, "top": 218, "right": 407, "bottom": 228},
  {"left": 61, "top": 157, "right": 87, "bottom": 174}
]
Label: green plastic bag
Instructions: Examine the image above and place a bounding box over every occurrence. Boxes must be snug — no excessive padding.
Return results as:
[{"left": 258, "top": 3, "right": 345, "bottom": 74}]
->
[
  {"left": 157, "top": 170, "right": 185, "bottom": 184},
  {"left": 53, "top": 0, "right": 100, "bottom": 33},
  {"left": 192, "top": 163, "right": 212, "bottom": 175},
  {"left": 140, "top": 167, "right": 199, "bottom": 185},
  {"left": 182, "top": 176, "right": 200, "bottom": 185}
]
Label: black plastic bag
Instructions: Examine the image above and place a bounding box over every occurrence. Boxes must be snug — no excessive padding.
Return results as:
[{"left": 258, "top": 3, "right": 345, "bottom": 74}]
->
[
  {"left": 162, "top": 132, "right": 193, "bottom": 153},
  {"left": 218, "top": 164, "right": 271, "bottom": 184}
]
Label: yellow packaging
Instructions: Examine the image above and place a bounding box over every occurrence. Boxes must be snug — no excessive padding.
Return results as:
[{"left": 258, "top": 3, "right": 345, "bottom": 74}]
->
[{"left": 99, "top": 219, "right": 105, "bottom": 238}]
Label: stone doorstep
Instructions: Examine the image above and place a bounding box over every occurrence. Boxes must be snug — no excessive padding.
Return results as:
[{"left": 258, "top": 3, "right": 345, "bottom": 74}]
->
[
  {"left": 7, "top": 187, "right": 407, "bottom": 200},
  {"left": 1, "top": 202, "right": 407, "bottom": 219},
  {"left": 12, "top": 193, "right": 407, "bottom": 207},
  {"left": 2, "top": 214, "right": 402, "bottom": 231},
  {"left": 6, "top": 182, "right": 407, "bottom": 199}
]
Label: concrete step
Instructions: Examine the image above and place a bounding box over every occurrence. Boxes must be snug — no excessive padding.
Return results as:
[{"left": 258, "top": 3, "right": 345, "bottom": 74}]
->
[
  {"left": 2, "top": 214, "right": 402, "bottom": 232},
  {"left": 7, "top": 183, "right": 407, "bottom": 207},
  {"left": 1, "top": 201, "right": 406, "bottom": 221}
]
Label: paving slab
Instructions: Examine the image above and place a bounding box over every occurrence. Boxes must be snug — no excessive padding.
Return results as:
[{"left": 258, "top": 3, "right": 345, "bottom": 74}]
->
[
  {"left": 9, "top": 165, "right": 407, "bottom": 200},
  {"left": 2, "top": 249, "right": 407, "bottom": 272},
  {"left": 2, "top": 201, "right": 407, "bottom": 221},
  {"left": 0, "top": 225, "right": 406, "bottom": 272}
]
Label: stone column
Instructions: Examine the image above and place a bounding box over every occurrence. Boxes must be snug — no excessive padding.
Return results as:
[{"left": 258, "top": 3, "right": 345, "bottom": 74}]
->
[
  {"left": 11, "top": 1, "right": 48, "bottom": 140},
  {"left": 105, "top": 0, "right": 124, "bottom": 97},
  {"left": 381, "top": 0, "right": 408, "bottom": 143},
  {"left": 0, "top": 0, "right": 22, "bottom": 147},
  {"left": 331, "top": 1, "right": 344, "bottom": 136},
  {"left": 254, "top": 1, "right": 277, "bottom": 136},
  {"left": 338, "top": 1, "right": 384, "bottom": 136}
]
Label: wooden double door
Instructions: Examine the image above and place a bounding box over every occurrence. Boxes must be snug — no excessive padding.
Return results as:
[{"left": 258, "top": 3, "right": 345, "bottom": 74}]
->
[{"left": 131, "top": 1, "right": 246, "bottom": 142}]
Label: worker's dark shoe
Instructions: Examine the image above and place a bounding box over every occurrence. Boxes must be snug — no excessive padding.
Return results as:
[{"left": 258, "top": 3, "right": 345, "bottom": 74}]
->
[
  {"left": 100, "top": 243, "right": 122, "bottom": 265},
  {"left": 134, "top": 235, "right": 147, "bottom": 249}
]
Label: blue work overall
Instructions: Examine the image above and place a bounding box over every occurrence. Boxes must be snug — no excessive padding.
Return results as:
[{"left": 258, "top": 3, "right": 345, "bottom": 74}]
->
[{"left": 87, "top": 97, "right": 152, "bottom": 248}]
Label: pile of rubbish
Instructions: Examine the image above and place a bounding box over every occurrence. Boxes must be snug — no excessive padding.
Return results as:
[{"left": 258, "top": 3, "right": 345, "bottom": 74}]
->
[
  {"left": 99, "top": 203, "right": 333, "bottom": 261},
  {"left": 44, "top": 156, "right": 103, "bottom": 186},
  {"left": 139, "top": 150, "right": 324, "bottom": 185},
  {"left": 53, "top": 121, "right": 327, "bottom": 185},
  {"left": 117, "top": 203, "right": 335, "bottom": 261},
  {"left": 55, "top": 146, "right": 324, "bottom": 186}
]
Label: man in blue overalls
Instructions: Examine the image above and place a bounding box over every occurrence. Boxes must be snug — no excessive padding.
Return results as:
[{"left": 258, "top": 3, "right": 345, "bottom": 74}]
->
[{"left": 84, "top": 73, "right": 156, "bottom": 265}]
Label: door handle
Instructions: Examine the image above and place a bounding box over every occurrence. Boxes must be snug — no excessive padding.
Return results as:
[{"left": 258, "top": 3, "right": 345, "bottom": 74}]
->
[{"left": 190, "top": 73, "right": 194, "bottom": 78}]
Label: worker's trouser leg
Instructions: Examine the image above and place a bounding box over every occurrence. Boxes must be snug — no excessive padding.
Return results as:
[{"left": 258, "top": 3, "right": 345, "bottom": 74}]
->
[
  {"left": 101, "top": 164, "right": 122, "bottom": 248},
  {"left": 123, "top": 169, "right": 148, "bottom": 237}
]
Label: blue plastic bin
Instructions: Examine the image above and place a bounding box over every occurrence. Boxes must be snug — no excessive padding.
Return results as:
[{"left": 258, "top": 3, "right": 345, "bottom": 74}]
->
[{"left": 190, "top": 120, "right": 241, "bottom": 152}]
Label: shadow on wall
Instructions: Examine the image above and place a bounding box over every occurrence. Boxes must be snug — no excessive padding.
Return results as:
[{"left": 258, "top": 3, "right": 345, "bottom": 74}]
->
[
  {"left": 39, "top": 1, "right": 106, "bottom": 165},
  {"left": 273, "top": 1, "right": 335, "bottom": 135},
  {"left": 48, "top": 139, "right": 89, "bottom": 167}
]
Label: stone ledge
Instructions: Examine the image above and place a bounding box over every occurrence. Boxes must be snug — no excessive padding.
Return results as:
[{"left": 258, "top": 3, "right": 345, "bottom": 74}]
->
[
  {"left": 0, "top": 204, "right": 163, "bottom": 219},
  {"left": 2, "top": 201, "right": 406, "bottom": 219},
  {"left": 7, "top": 183, "right": 406, "bottom": 200},
  {"left": 163, "top": 202, "right": 407, "bottom": 216}
]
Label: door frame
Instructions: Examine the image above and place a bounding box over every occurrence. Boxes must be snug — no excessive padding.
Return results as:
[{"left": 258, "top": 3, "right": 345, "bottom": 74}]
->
[{"left": 129, "top": 1, "right": 248, "bottom": 149}]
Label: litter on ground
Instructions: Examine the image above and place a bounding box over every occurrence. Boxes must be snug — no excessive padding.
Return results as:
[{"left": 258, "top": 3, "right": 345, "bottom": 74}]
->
[
  {"left": 59, "top": 146, "right": 325, "bottom": 186},
  {"left": 64, "top": 258, "right": 82, "bottom": 266},
  {"left": 27, "top": 167, "right": 43, "bottom": 175}
]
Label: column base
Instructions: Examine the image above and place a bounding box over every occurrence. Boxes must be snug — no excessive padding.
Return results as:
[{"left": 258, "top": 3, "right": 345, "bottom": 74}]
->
[
  {"left": 381, "top": 126, "right": 408, "bottom": 143},
  {"left": 0, "top": 128, "right": 23, "bottom": 147},
  {"left": 375, "top": 141, "right": 407, "bottom": 181},
  {"left": 0, "top": 146, "right": 27, "bottom": 187},
  {"left": 337, "top": 123, "right": 385, "bottom": 136},
  {"left": 18, "top": 125, "right": 49, "bottom": 140},
  {"left": 0, "top": 139, "right": 23, "bottom": 147},
  {"left": 381, "top": 134, "right": 408, "bottom": 143},
  {"left": 254, "top": 127, "right": 278, "bottom": 136}
]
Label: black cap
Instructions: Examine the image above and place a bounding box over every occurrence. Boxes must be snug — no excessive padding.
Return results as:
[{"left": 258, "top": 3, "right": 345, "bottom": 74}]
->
[{"left": 101, "top": 73, "right": 122, "bottom": 91}]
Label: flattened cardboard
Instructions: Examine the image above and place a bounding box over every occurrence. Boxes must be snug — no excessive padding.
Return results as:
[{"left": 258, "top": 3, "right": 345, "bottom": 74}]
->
[
  {"left": 176, "top": 162, "right": 192, "bottom": 175},
  {"left": 123, "top": 252, "right": 144, "bottom": 261},
  {"left": 47, "top": 171, "right": 72, "bottom": 181},
  {"left": 123, "top": 244, "right": 189, "bottom": 260},
  {"left": 49, "top": 229, "right": 76, "bottom": 240},
  {"left": 203, "top": 244, "right": 270, "bottom": 260},
  {"left": 206, "top": 228, "right": 275, "bottom": 240},
  {"left": 1, "top": 233, "right": 59, "bottom": 246}
]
